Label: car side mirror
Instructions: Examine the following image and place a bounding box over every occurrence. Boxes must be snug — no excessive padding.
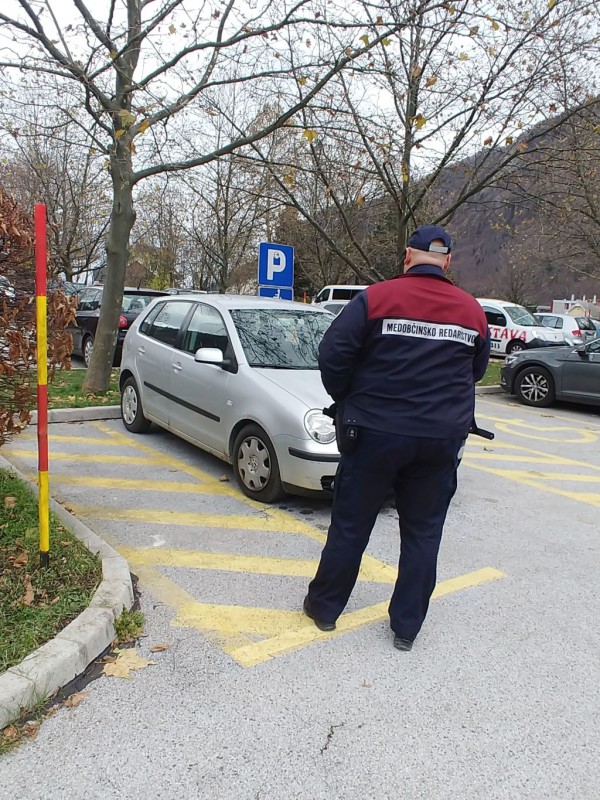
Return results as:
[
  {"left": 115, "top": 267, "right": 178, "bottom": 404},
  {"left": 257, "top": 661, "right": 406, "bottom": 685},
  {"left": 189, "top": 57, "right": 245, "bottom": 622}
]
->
[
  {"left": 194, "top": 347, "right": 224, "bottom": 365},
  {"left": 576, "top": 345, "right": 589, "bottom": 358}
]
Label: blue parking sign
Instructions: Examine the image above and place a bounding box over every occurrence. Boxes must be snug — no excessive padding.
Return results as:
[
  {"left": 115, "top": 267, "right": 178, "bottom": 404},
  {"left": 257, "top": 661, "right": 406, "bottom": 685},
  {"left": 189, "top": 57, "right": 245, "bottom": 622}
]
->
[
  {"left": 258, "top": 287, "right": 294, "bottom": 300},
  {"left": 258, "top": 243, "right": 294, "bottom": 288}
]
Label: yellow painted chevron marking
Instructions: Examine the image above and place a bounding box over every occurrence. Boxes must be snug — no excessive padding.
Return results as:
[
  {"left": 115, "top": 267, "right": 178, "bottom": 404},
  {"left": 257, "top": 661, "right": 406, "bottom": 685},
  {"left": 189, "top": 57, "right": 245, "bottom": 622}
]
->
[
  {"left": 214, "top": 567, "right": 505, "bottom": 668},
  {"left": 19, "top": 433, "right": 121, "bottom": 446},
  {"left": 120, "top": 546, "right": 397, "bottom": 584}
]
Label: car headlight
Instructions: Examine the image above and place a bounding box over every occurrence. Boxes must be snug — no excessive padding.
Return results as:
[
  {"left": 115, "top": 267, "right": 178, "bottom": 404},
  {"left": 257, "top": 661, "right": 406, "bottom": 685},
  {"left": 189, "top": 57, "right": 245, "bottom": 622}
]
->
[
  {"left": 304, "top": 409, "right": 336, "bottom": 444},
  {"left": 504, "top": 354, "right": 518, "bottom": 366}
]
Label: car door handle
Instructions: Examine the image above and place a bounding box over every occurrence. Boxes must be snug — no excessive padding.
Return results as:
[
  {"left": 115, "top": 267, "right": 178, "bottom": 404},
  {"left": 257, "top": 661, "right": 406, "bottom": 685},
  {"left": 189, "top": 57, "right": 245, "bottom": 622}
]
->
[
  {"left": 172, "top": 362, "right": 182, "bottom": 372},
  {"left": 137, "top": 346, "right": 145, "bottom": 355}
]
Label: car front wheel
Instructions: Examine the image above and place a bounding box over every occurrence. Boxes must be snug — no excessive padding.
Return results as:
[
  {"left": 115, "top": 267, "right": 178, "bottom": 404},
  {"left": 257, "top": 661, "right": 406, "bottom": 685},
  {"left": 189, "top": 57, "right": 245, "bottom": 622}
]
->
[
  {"left": 121, "top": 377, "right": 151, "bottom": 433},
  {"left": 507, "top": 339, "right": 526, "bottom": 354},
  {"left": 232, "top": 424, "right": 284, "bottom": 503},
  {"left": 515, "top": 366, "right": 555, "bottom": 407}
]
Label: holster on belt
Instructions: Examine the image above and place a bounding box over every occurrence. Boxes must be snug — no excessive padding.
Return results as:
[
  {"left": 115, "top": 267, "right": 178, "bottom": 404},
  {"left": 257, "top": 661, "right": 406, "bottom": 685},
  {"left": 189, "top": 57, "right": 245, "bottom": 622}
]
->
[{"left": 323, "top": 402, "right": 359, "bottom": 455}]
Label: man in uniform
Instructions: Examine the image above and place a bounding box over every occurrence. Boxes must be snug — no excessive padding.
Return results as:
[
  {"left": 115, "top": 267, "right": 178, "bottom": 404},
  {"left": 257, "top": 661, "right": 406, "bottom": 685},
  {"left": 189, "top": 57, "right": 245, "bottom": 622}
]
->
[{"left": 303, "top": 225, "right": 490, "bottom": 651}]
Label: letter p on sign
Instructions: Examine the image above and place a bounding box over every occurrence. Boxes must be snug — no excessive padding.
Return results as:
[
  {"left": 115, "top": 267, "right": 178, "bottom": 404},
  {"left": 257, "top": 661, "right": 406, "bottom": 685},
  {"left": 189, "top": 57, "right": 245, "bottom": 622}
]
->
[{"left": 267, "top": 249, "right": 286, "bottom": 281}]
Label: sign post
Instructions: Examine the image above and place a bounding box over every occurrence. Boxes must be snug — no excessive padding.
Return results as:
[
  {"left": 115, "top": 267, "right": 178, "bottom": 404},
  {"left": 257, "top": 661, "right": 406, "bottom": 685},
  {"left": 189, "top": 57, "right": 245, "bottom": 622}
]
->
[
  {"left": 34, "top": 203, "right": 49, "bottom": 568},
  {"left": 257, "top": 242, "right": 294, "bottom": 299}
]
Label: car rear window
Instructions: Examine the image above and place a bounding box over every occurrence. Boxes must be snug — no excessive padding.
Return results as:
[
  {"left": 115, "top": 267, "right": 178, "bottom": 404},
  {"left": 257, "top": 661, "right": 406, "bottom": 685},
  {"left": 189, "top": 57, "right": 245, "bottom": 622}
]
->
[{"left": 576, "top": 317, "right": 595, "bottom": 331}]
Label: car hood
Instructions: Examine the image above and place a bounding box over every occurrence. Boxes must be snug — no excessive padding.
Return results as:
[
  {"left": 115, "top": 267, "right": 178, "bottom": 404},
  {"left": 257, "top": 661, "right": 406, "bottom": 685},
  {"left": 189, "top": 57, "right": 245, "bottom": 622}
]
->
[
  {"left": 254, "top": 368, "right": 332, "bottom": 409},
  {"left": 516, "top": 346, "right": 574, "bottom": 361}
]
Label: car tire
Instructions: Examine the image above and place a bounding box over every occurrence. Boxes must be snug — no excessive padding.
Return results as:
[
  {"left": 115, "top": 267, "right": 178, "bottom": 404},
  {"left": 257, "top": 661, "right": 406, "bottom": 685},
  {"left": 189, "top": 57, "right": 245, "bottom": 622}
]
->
[
  {"left": 232, "top": 424, "right": 284, "bottom": 503},
  {"left": 83, "top": 334, "right": 94, "bottom": 367},
  {"left": 507, "top": 339, "right": 526, "bottom": 354},
  {"left": 121, "top": 376, "right": 151, "bottom": 433},
  {"left": 515, "top": 366, "right": 556, "bottom": 407}
]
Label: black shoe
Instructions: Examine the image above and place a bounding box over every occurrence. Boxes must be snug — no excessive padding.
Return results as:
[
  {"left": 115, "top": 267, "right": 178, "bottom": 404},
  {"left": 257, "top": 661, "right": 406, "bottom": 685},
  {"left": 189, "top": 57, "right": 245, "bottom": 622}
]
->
[
  {"left": 393, "top": 636, "right": 413, "bottom": 652},
  {"left": 303, "top": 596, "right": 336, "bottom": 632}
]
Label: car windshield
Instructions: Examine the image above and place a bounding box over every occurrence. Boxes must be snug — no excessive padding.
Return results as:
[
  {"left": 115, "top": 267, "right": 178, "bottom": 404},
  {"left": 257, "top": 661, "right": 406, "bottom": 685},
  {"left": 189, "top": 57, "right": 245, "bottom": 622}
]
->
[
  {"left": 122, "top": 294, "right": 160, "bottom": 313},
  {"left": 230, "top": 308, "right": 333, "bottom": 369},
  {"left": 505, "top": 305, "right": 537, "bottom": 326}
]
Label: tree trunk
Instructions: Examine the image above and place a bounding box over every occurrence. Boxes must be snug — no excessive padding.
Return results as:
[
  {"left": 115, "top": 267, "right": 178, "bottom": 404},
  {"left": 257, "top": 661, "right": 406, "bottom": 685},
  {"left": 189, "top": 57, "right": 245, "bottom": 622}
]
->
[{"left": 83, "top": 143, "right": 135, "bottom": 392}]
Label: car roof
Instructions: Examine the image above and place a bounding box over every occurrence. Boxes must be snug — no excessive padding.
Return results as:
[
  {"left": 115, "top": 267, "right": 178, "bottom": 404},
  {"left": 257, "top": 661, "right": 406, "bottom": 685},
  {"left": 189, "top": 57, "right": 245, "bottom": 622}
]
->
[
  {"left": 167, "top": 293, "right": 331, "bottom": 313},
  {"left": 477, "top": 298, "right": 524, "bottom": 307}
]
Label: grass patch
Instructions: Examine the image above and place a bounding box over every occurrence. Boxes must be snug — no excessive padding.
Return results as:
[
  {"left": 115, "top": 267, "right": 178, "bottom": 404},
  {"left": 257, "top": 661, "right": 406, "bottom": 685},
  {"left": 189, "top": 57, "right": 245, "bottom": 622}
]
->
[
  {"left": 0, "top": 469, "right": 102, "bottom": 674},
  {"left": 114, "top": 609, "right": 144, "bottom": 644},
  {"left": 477, "top": 359, "right": 502, "bottom": 387},
  {"left": 48, "top": 368, "right": 120, "bottom": 409}
]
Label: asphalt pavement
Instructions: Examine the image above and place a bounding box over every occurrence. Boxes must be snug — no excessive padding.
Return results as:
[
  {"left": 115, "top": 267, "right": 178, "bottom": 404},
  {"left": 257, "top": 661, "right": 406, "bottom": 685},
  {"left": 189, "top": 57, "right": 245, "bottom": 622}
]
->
[{"left": 1, "top": 395, "right": 599, "bottom": 799}]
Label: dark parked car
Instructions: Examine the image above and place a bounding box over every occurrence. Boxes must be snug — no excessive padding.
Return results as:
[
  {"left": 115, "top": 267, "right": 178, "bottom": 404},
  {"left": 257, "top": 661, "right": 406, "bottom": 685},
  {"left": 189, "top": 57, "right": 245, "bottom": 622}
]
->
[
  {"left": 70, "top": 286, "right": 169, "bottom": 366},
  {"left": 501, "top": 338, "right": 600, "bottom": 407}
]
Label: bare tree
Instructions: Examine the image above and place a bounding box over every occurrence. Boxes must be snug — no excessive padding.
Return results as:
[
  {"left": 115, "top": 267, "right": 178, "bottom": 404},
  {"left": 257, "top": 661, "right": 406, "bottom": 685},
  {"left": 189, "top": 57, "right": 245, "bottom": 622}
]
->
[{"left": 0, "top": 0, "right": 407, "bottom": 391}]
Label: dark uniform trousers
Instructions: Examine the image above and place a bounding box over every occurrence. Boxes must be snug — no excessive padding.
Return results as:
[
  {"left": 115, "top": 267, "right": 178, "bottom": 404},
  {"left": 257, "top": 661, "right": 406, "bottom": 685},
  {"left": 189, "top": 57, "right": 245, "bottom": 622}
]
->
[{"left": 307, "top": 429, "right": 463, "bottom": 641}]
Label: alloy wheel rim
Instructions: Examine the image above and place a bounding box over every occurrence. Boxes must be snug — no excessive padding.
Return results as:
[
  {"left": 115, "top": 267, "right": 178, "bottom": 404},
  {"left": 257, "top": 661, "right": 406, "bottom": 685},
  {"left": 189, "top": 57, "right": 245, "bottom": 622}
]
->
[
  {"left": 521, "top": 373, "right": 549, "bottom": 403},
  {"left": 84, "top": 339, "right": 94, "bottom": 365},
  {"left": 238, "top": 436, "right": 271, "bottom": 491},
  {"left": 122, "top": 385, "right": 138, "bottom": 424}
]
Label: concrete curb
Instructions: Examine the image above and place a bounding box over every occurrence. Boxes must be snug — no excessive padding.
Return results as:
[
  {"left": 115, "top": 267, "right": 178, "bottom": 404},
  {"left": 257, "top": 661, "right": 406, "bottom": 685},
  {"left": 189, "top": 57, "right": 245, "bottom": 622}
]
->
[
  {"left": 0, "top": 456, "right": 133, "bottom": 730},
  {"left": 30, "top": 405, "right": 121, "bottom": 425},
  {"left": 475, "top": 385, "right": 504, "bottom": 395}
]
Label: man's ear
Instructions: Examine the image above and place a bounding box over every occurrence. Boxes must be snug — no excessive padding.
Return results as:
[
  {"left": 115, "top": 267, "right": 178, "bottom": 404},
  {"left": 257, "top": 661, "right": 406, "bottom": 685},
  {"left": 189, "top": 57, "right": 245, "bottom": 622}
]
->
[
  {"left": 442, "top": 253, "right": 452, "bottom": 272},
  {"left": 404, "top": 247, "right": 413, "bottom": 271}
]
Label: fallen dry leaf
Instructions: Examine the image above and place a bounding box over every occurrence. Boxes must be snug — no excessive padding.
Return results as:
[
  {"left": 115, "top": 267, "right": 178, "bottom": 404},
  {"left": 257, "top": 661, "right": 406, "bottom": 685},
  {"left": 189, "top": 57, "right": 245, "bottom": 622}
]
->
[
  {"left": 2, "top": 726, "right": 19, "bottom": 741},
  {"left": 59, "top": 540, "right": 71, "bottom": 546},
  {"left": 13, "top": 549, "right": 29, "bottom": 567},
  {"left": 3, "top": 496, "right": 17, "bottom": 509},
  {"left": 63, "top": 691, "right": 89, "bottom": 709},
  {"left": 22, "top": 574, "right": 34, "bottom": 606},
  {"left": 149, "top": 645, "right": 169, "bottom": 653},
  {"left": 22, "top": 722, "right": 39, "bottom": 739},
  {"left": 102, "top": 648, "right": 156, "bottom": 679}
]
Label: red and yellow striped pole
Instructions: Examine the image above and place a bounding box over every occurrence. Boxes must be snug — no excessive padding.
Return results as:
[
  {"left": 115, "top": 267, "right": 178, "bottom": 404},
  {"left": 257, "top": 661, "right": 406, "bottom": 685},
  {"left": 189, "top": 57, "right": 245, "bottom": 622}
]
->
[{"left": 34, "top": 203, "right": 49, "bottom": 568}]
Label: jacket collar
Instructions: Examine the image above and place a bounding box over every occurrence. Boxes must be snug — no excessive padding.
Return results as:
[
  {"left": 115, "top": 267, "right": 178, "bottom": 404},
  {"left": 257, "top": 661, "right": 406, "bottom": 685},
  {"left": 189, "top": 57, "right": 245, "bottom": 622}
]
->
[{"left": 397, "top": 264, "right": 451, "bottom": 281}]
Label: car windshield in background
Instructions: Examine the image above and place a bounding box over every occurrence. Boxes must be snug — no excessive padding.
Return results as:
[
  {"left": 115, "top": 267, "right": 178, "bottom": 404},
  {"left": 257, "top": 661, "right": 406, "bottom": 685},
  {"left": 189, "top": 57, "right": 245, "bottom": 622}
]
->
[
  {"left": 505, "top": 306, "right": 537, "bottom": 326},
  {"left": 230, "top": 309, "right": 332, "bottom": 369},
  {"left": 122, "top": 294, "right": 158, "bottom": 313}
]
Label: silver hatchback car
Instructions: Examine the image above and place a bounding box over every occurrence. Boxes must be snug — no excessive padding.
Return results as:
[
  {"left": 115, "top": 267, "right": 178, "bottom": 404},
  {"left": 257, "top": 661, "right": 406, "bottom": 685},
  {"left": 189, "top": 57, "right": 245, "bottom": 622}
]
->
[{"left": 119, "top": 294, "right": 339, "bottom": 502}]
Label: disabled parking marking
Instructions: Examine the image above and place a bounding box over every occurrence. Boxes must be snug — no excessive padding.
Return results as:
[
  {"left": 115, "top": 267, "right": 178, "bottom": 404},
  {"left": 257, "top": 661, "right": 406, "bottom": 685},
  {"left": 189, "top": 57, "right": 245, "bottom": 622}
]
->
[{"left": 475, "top": 414, "right": 598, "bottom": 444}]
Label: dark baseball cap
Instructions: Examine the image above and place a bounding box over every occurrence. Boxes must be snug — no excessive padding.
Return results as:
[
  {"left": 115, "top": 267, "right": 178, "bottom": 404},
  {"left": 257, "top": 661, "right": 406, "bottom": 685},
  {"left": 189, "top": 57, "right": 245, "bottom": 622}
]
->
[{"left": 408, "top": 225, "right": 451, "bottom": 254}]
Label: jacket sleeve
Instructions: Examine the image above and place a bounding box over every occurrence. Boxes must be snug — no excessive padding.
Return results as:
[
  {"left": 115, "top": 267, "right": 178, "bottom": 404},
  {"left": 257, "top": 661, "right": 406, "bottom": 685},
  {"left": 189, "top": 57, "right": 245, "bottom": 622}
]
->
[
  {"left": 318, "top": 292, "right": 369, "bottom": 401},
  {"left": 473, "top": 326, "right": 491, "bottom": 382}
]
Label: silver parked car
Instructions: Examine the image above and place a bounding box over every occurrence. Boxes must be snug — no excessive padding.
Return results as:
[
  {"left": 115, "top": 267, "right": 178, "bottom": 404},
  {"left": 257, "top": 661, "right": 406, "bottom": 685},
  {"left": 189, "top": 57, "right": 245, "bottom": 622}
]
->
[
  {"left": 119, "top": 294, "right": 339, "bottom": 502},
  {"left": 534, "top": 313, "right": 598, "bottom": 346}
]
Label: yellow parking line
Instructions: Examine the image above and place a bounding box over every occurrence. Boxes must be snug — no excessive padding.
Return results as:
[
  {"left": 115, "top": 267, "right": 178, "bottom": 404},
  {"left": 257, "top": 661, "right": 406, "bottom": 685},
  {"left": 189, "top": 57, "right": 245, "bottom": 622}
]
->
[
  {"left": 1, "top": 449, "right": 158, "bottom": 465},
  {"left": 42, "top": 474, "right": 220, "bottom": 494},
  {"left": 463, "top": 452, "right": 579, "bottom": 466},
  {"left": 18, "top": 434, "right": 120, "bottom": 446},
  {"left": 70, "top": 503, "right": 322, "bottom": 534},
  {"left": 120, "top": 546, "right": 397, "bottom": 583},
  {"left": 468, "top": 469, "right": 600, "bottom": 484}
]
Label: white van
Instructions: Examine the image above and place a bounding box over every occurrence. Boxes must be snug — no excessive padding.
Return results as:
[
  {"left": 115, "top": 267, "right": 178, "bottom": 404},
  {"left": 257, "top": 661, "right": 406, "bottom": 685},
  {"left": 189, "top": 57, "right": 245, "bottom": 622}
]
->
[
  {"left": 477, "top": 298, "right": 565, "bottom": 355},
  {"left": 313, "top": 284, "right": 366, "bottom": 305}
]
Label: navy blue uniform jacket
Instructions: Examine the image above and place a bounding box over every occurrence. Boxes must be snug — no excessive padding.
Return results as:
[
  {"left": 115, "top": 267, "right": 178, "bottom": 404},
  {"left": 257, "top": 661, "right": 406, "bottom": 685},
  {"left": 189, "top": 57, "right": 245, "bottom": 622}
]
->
[{"left": 318, "top": 265, "right": 491, "bottom": 439}]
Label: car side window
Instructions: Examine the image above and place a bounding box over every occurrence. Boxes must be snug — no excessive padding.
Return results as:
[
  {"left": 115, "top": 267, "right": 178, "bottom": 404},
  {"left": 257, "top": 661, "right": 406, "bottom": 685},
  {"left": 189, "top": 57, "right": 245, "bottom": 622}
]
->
[
  {"left": 315, "top": 289, "right": 328, "bottom": 303},
  {"left": 139, "top": 303, "right": 165, "bottom": 335},
  {"left": 181, "top": 303, "right": 230, "bottom": 356},
  {"left": 78, "top": 288, "right": 102, "bottom": 311},
  {"left": 332, "top": 288, "right": 354, "bottom": 300},
  {"left": 482, "top": 307, "right": 506, "bottom": 327},
  {"left": 144, "top": 301, "right": 193, "bottom": 347}
]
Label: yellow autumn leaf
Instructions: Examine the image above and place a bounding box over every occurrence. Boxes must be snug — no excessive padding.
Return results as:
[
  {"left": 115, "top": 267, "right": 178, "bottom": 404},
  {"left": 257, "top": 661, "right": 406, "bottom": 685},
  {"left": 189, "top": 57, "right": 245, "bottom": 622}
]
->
[
  {"left": 302, "top": 129, "right": 318, "bottom": 143},
  {"left": 425, "top": 75, "right": 438, "bottom": 88},
  {"left": 382, "top": 38, "right": 392, "bottom": 46},
  {"left": 359, "top": 34, "right": 370, "bottom": 47},
  {"left": 469, "top": 26, "right": 479, "bottom": 35},
  {"left": 491, "top": 20, "right": 500, "bottom": 30},
  {"left": 169, "top": 23, "right": 176, "bottom": 34},
  {"left": 118, "top": 110, "right": 136, "bottom": 127},
  {"left": 114, "top": 129, "right": 126, "bottom": 140},
  {"left": 103, "top": 649, "right": 156, "bottom": 679},
  {"left": 548, "top": 0, "right": 557, "bottom": 8},
  {"left": 298, "top": 76, "right": 307, "bottom": 86},
  {"left": 413, "top": 114, "right": 427, "bottom": 130},
  {"left": 448, "top": 4, "right": 456, "bottom": 14},
  {"left": 505, "top": 136, "right": 514, "bottom": 145},
  {"left": 138, "top": 119, "right": 150, "bottom": 134},
  {"left": 488, "top": 47, "right": 497, "bottom": 57},
  {"left": 109, "top": 50, "right": 118, "bottom": 60},
  {"left": 401, "top": 163, "right": 409, "bottom": 183},
  {"left": 356, "top": 194, "right": 366, "bottom": 208},
  {"left": 345, "top": 47, "right": 353, "bottom": 56},
  {"left": 459, "top": 52, "right": 469, "bottom": 61}
]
